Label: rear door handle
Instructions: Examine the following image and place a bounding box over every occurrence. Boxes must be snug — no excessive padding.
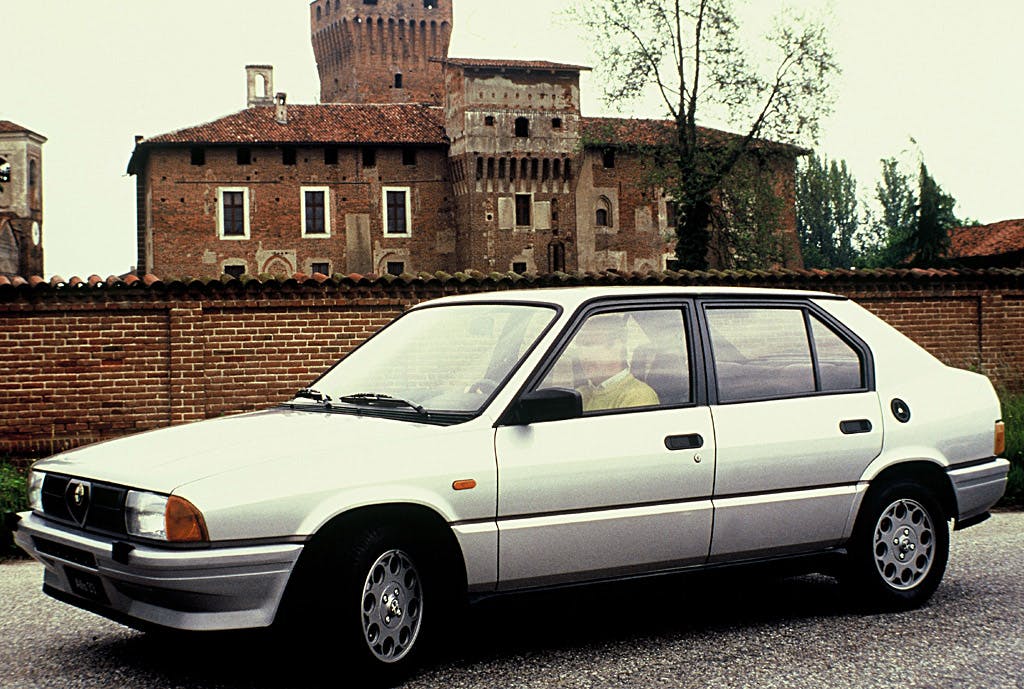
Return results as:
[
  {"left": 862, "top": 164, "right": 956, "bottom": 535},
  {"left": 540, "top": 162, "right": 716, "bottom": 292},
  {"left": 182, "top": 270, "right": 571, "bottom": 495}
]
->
[
  {"left": 665, "top": 434, "right": 704, "bottom": 451},
  {"left": 840, "top": 419, "right": 873, "bottom": 435}
]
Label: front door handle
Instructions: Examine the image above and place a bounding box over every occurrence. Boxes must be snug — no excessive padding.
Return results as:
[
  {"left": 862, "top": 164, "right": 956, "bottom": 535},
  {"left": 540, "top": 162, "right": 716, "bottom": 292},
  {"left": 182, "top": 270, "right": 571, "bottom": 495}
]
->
[
  {"left": 665, "top": 434, "right": 704, "bottom": 451},
  {"left": 840, "top": 419, "right": 873, "bottom": 435}
]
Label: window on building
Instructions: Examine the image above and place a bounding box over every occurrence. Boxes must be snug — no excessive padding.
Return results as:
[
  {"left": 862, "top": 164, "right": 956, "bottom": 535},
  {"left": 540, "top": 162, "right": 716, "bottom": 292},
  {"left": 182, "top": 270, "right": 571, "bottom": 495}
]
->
[
  {"left": 515, "top": 193, "right": 532, "bottom": 226},
  {"left": 484, "top": 115, "right": 495, "bottom": 127},
  {"left": 423, "top": 0, "right": 438, "bottom": 8},
  {"left": 28, "top": 160, "right": 37, "bottom": 188},
  {"left": 394, "top": 73, "right": 403, "bottom": 89},
  {"left": 530, "top": 158, "right": 539, "bottom": 180},
  {"left": 603, "top": 149, "right": 616, "bottom": 168},
  {"left": 552, "top": 159, "right": 561, "bottom": 179},
  {"left": 316, "top": 6, "right": 321, "bottom": 19},
  {"left": 190, "top": 147, "right": 205, "bottom": 166},
  {"left": 363, "top": 0, "right": 378, "bottom": 4},
  {"left": 596, "top": 197, "right": 612, "bottom": 227},
  {"left": 476, "top": 157, "right": 484, "bottom": 180},
  {"left": 386, "top": 261, "right": 405, "bottom": 276},
  {"left": 666, "top": 201, "right": 678, "bottom": 228},
  {"left": 548, "top": 240, "right": 565, "bottom": 273},
  {"left": 237, "top": 147, "right": 252, "bottom": 165},
  {"left": 324, "top": 147, "right": 339, "bottom": 165},
  {"left": 514, "top": 117, "right": 530, "bottom": 137},
  {"left": 311, "top": 262, "right": 331, "bottom": 276},
  {"left": 363, "top": 147, "right": 377, "bottom": 167},
  {"left": 218, "top": 188, "right": 249, "bottom": 239},
  {"left": 552, "top": 117, "right": 562, "bottom": 130},
  {"left": 282, "top": 147, "right": 297, "bottom": 166},
  {"left": 542, "top": 159, "right": 550, "bottom": 181},
  {"left": 223, "top": 264, "right": 246, "bottom": 279},
  {"left": 509, "top": 157, "right": 517, "bottom": 181},
  {"left": 384, "top": 187, "right": 411, "bottom": 235},
  {"left": 487, "top": 157, "right": 495, "bottom": 179},
  {"left": 402, "top": 148, "right": 417, "bottom": 166},
  {"left": 302, "top": 187, "right": 330, "bottom": 236},
  {"left": 0, "top": 158, "right": 9, "bottom": 184},
  {"left": 596, "top": 208, "right": 609, "bottom": 227},
  {"left": 512, "top": 261, "right": 527, "bottom": 274},
  {"left": 564, "top": 159, "right": 573, "bottom": 180}
]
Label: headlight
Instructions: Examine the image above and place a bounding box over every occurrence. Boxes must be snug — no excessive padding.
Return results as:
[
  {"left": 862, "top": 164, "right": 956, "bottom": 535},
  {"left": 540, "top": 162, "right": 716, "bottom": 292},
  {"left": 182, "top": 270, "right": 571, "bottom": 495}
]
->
[
  {"left": 126, "top": 491, "right": 208, "bottom": 543},
  {"left": 27, "top": 470, "right": 45, "bottom": 511}
]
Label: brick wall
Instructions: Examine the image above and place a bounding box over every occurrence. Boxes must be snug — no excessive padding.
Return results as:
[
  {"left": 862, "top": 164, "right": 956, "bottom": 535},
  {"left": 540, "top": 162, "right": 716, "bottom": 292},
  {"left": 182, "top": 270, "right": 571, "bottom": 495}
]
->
[{"left": 1, "top": 270, "right": 1022, "bottom": 459}]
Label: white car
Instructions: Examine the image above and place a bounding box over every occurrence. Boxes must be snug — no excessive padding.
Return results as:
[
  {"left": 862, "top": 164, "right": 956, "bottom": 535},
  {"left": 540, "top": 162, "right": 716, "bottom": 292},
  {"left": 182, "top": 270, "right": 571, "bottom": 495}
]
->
[{"left": 15, "top": 287, "right": 1009, "bottom": 681}]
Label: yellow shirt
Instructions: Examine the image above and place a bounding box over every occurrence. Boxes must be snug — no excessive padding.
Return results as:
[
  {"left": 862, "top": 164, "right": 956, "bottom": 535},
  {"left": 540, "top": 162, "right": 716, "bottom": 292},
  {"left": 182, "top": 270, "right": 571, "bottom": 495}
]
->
[{"left": 580, "top": 369, "right": 660, "bottom": 412}]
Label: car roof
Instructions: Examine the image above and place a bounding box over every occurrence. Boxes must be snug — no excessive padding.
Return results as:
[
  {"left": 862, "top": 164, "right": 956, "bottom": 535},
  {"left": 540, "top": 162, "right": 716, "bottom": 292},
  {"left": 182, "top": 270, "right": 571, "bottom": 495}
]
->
[{"left": 415, "top": 286, "right": 844, "bottom": 311}]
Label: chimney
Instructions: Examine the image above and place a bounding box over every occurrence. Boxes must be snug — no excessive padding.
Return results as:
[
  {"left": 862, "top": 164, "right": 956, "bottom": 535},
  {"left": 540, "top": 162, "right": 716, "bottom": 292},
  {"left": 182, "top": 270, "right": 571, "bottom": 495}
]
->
[
  {"left": 275, "top": 93, "right": 288, "bottom": 125},
  {"left": 246, "top": 65, "right": 275, "bottom": 108}
]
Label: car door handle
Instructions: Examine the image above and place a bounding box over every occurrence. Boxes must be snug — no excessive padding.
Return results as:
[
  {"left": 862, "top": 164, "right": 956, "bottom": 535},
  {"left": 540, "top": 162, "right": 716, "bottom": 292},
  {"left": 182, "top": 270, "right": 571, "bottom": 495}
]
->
[
  {"left": 665, "top": 434, "right": 704, "bottom": 451},
  {"left": 839, "top": 419, "right": 873, "bottom": 435}
]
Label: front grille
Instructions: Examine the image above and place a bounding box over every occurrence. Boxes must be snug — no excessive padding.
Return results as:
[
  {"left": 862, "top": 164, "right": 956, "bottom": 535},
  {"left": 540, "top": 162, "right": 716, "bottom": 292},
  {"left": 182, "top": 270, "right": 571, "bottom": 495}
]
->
[{"left": 40, "top": 474, "right": 129, "bottom": 536}]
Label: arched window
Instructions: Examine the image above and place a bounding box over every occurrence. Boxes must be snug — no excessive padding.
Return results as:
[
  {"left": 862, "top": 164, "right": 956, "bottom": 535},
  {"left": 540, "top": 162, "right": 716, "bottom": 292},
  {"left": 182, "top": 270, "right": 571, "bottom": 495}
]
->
[
  {"left": 29, "top": 160, "right": 38, "bottom": 188},
  {"left": 316, "top": 5, "right": 322, "bottom": 19},
  {"left": 256, "top": 73, "right": 268, "bottom": 98},
  {"left": 596, "top": 196, "right": 612, "bottom": 227},
  {"left": 514, "top": 117, "right": 529, "bottom": 137}
]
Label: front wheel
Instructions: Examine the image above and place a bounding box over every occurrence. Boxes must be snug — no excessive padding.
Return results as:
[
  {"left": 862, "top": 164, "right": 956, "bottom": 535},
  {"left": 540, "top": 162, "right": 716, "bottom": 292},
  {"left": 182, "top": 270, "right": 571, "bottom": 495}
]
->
[{"left": 844, "top": 481, "right": 949, "bottom": 610}]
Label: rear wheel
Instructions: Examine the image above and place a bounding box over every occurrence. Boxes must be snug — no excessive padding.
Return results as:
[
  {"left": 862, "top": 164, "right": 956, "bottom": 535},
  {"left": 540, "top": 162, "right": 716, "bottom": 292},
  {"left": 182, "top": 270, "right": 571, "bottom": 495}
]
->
[{"left": 845, "top": 481, "right": 949, "bottom": 610}]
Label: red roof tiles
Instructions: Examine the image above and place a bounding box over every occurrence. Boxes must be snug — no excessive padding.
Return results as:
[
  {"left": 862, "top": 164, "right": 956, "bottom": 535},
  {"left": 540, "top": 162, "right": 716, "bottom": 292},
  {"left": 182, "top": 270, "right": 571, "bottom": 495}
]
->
[
  {"left": 0, "top": 120, "right": 43, "bottom": 137},
  {"left": 139, "top": 103, "right": 447, "bottom": 146},
  {"left": 581, "top": 117, "right": 806, "bottom": 154},
  {"left": 434, "top": 57, "right": 591, "bottom": 71},
  {"left": 949, "top": 219, "right": 1024, "bottom": 258}
]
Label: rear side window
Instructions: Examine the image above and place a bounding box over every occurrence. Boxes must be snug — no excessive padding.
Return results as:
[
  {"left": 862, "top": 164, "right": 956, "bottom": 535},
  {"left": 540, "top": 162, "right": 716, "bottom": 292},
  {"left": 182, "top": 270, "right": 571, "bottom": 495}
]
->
[{"left": 706, "top": 306, "right": 864, "bottom": 403}]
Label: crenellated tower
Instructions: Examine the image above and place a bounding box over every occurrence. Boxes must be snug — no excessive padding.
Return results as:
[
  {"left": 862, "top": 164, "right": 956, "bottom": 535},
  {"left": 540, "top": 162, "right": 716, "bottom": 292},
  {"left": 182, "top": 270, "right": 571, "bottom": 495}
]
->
[{"left": 310, "top": 0, "right": 452, "bottom": 104}]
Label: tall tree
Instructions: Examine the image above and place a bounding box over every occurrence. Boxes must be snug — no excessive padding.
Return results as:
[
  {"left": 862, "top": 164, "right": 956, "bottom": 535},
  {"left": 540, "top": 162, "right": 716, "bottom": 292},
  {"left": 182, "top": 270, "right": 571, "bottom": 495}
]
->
[
  {"left": 570, "top": 0, "right": 837, "bottom": 269},
  {"left": 867, "top": 156, "right": 961, "bottom": 267},
  {"left": 795, "top": 152, "right": 861, "bottom": 268}
]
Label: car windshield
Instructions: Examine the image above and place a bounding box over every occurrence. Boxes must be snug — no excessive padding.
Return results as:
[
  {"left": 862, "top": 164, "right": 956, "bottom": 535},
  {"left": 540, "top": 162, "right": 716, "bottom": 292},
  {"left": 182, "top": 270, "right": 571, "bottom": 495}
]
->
[{"left": 307, "top": 303, "right": 556, "bottom": 415}]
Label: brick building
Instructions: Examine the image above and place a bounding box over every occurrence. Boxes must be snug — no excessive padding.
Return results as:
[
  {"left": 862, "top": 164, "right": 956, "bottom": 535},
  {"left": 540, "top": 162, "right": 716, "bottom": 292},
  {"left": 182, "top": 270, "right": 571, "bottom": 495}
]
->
[
  {"left": 0, "top": 120, "right": 46, "bottom": 278},
  {"left": 127, "top": 0, "right": 803, "bottom": 279}
]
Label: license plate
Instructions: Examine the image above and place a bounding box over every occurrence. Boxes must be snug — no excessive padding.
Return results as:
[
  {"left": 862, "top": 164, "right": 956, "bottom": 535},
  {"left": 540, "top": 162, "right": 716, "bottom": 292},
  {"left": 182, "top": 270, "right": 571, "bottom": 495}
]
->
[{"left": 66, "top": 567, "right": 108, "bottom": 604}]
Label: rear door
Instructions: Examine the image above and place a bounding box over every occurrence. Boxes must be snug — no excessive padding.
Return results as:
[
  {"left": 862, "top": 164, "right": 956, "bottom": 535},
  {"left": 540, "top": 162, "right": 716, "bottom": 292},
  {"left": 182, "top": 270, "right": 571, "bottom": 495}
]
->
[
  {"left": 494, "top": 300, "right": 715, "bottom": 589},
  {"left": 700, "top": 300, "right": 883, "bottom": 561}
]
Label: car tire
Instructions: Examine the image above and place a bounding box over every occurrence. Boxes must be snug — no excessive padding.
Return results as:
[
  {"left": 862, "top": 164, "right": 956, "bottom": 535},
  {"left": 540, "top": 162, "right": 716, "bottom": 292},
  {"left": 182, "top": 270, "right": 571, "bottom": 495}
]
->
[
  {"left": 283, "top": 524, "right": 444, "bottom": 687},
  {"left": 844, "top": 480, "right": 949, "bottom": 611}
]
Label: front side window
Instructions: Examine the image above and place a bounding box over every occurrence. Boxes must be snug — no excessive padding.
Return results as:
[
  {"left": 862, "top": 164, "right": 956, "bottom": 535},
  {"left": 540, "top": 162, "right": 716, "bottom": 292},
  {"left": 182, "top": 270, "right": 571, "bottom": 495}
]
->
[
  {"left": 383, "top": 187, "right": 411, "bottom": 236},
  {"left": 302, "top": 187, "right": 330, "bottom": 236},
  {"left": 706, "top": 305, "right": 864, "bottom": 403},
  {"left": 312, "top": 304, "right": 556, "bottom": 415},
  {"left": 539, "top": 309, "right": 691, "bottom": 413},
  {"left": 218, "top": 187, "right": 249, "bottom": 239}
]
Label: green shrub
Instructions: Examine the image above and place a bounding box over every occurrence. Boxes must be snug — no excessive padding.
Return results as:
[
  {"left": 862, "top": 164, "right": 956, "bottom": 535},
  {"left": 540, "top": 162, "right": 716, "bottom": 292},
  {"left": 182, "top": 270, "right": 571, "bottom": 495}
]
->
[
  {"left": 1000, "top": 392, "right": 1024, "bottom": 507},
  {"left": 0, "top": 460, "right": 28, "bottom": 558}
]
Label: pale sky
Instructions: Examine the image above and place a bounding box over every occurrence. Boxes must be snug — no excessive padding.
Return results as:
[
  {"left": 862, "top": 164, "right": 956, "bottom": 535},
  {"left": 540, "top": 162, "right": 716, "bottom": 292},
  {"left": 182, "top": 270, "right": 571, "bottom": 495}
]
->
[{"left": 3, "top": 0, "right": 1023, "bottom": 278}]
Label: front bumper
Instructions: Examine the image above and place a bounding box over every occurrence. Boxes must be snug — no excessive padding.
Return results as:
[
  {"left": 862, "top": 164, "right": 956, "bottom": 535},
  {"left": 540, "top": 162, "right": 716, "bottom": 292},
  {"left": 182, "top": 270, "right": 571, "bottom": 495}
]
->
[
  {"left": 13, "top": 511, "right": 303, "bottom": 631},
  {"left": 948, "top": 457, "right": 1011, "bottom": 525}
]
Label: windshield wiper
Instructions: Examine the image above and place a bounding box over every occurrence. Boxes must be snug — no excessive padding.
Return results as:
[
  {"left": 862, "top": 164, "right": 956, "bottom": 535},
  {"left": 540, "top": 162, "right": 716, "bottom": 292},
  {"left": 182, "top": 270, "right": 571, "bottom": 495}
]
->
[
  {"left": 293, "top": 388, "right": 333, "bottom": 405},
  {"left": 338, "top": 393, "right": 428, "bottom": 417}
]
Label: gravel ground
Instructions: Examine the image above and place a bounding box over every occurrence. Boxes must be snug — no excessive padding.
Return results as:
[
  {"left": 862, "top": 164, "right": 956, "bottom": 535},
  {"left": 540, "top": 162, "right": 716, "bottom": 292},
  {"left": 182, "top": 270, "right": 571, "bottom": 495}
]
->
[{"left": 1, "top": 513, "right": 1022, "bottom": 689}]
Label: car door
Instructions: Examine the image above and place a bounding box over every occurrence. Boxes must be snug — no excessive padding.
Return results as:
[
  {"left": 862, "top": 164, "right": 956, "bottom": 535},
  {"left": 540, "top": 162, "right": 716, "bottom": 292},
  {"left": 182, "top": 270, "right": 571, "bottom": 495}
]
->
[
  {"left": 493, "top": 302, "right": 715, "bottom": 590},
  {"left": 700, "top": 300, "right": 883, "bottom": 561}
]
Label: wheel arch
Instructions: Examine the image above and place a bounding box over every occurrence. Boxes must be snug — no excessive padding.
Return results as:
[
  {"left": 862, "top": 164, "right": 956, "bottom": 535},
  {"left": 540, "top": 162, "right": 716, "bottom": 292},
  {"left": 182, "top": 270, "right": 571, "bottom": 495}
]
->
[{"left": 863, "top": 461, "right": 957, "bottom": 520}]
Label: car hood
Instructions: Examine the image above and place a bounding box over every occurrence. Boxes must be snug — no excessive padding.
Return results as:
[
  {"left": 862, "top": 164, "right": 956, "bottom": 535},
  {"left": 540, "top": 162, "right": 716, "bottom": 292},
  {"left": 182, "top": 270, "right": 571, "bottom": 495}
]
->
[{"left": 32, "top": 408, "right": 446, "bottom": 494}]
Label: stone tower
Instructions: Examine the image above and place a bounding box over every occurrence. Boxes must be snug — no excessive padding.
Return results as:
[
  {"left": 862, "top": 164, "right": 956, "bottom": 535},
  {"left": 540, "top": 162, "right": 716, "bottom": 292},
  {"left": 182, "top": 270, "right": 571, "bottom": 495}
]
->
[
  {"left": 0, "top": 121, "right": 46, "bottom": 277},
  {"left": 310, "top": 0, "right": 452, "bottom": 104}
]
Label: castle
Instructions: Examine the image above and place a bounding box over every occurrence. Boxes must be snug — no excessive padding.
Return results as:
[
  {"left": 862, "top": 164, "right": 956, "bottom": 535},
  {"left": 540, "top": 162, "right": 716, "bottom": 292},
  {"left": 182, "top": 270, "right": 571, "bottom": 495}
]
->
[
  {"left": 0, "top": 121, "right": 45, "bottom": 278},
  {"left": 127, "top": 0, "right": 801, "bottom": 279}
]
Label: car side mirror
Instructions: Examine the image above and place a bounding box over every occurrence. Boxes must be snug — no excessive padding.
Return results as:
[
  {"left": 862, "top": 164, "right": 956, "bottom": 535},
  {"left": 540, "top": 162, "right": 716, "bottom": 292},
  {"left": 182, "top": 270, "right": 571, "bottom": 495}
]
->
[{"left": 510, "top": 388, "right": 583, "bottom": 425}]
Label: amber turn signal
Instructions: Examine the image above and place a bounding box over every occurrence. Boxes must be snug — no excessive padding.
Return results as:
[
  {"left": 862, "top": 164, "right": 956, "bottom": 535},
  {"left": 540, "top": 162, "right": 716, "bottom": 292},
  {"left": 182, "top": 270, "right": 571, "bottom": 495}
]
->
[
  {"left": 452, "top": 479, "right": 477, "bottom": 491},
  {"left": 165, "top": 495, "right": 209, "bottom": 542},
  {"left": 995, "top": 421, "right": 1005, "bottom": 456}
]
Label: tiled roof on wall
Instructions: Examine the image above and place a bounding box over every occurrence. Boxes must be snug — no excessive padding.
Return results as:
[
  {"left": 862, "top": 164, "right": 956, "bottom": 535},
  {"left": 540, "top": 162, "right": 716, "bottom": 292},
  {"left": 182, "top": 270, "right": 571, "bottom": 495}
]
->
[
  {"left": 3, "top": 268, "right": 1023, "bottom": 300},
  {"left": 138, "top": 104, "right": 448, "bottom": 147},
  {"left": 949, "top": 219, "right": 1024, "bottom": 258},
  {"left": 0, "top": 120, "right": 44, "bottom": 138}
]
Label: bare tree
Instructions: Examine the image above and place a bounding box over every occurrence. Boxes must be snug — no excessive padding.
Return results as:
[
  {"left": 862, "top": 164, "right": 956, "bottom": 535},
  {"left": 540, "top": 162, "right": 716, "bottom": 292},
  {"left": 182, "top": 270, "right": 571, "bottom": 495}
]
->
[{"left": 570, "top": 0, "right": 837, "bottom": 269}]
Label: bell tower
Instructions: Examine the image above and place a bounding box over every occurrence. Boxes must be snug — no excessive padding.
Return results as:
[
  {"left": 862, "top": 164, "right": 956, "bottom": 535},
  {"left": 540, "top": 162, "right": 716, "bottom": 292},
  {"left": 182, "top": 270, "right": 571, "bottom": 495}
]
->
[{"left": 310, "top": 0, "right": 452, "bottom": 104}]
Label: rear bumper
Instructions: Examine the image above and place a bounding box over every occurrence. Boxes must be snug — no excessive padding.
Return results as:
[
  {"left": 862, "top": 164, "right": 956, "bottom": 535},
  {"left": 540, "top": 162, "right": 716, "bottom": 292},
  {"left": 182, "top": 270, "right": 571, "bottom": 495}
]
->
[
  {"left": 13, "top": 511, "right": 302, "bottom": 631},
  {"left": 948, "top": 457, "right": 1010, "bottom": 526}
]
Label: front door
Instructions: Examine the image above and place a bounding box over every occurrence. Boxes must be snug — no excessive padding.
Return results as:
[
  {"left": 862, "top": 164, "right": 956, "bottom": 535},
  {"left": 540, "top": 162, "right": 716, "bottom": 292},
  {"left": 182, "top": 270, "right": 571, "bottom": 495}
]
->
[{"left": 494, "top": 304, "right": 716, "bottom": 590}]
